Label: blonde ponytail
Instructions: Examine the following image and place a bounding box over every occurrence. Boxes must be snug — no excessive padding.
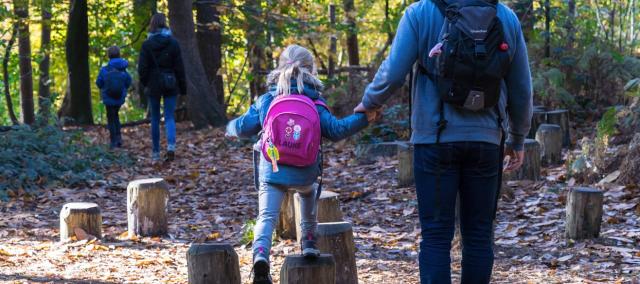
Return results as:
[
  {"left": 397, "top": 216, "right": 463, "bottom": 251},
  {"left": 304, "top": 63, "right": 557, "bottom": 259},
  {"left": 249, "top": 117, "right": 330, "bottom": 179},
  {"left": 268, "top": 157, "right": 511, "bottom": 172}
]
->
[{"left": 267, "top": 44, "right": 323, "bottom": 96}]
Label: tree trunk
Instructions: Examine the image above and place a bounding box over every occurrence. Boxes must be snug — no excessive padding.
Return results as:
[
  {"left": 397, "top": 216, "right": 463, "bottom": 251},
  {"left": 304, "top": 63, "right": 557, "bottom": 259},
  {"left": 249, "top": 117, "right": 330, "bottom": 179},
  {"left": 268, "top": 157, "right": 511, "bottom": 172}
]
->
[
  {"left": 544, "top": 0, "right": 551, "bottom": 58},
  {"left": 343, "top": 0, "right": 360, "bottom": 66},
  {"left": 546, "top": 109, "right": 571, "bottom": 147},
  {"left": 127, "top": 178, "right": 169, "bottom": 237},
  {"left": 58, "top": 0, "right": 93, "bottom": 125},
  {"left": 295, "top": 190, "right": 344, "bottom": 243},
  {"left": 535, "top": 124, "right": 563, "bottom": 166},
  {"left": 2, "top": 24, "right": 19, "bottom": 125},
  {"left": 168, "top": 0, "right": 227, "bottom": 128},
  {"left": 280, "top": 254, "right": 335, "bottom": 284},
  {"left": 14, "top": 0, "right": 35, "bottom": 125},
  {"left": 397, "top": 141, "right": 414, "bottom": 187},
  {"left": 187, "top": 244, "right": 241, "bottom": 284},
  {"left": 59, "top": 202, "right": 102, "bottom": 241},
  {"left": 565, "top": 0, "right": 576, "bottom": 50},
  {"left": 507, "top": 139, "right": 541, "bottom": 181},
  {"left": 132, "top": 0, "right": 157, "bottom": 109},
  {"left": 196, "top": 1, "right": 225, "bottom": 110},
  {"left": 38, "top": 0, "right": 53, "bottom": 124},
  {"left": 277, "top": 191, "right": 297, "bottom": 240},
  {"left": 565, "top": 187, "right": 604, "bottom": 240},
  {"left": 328, "top": 4, "right": 337, "bottom": 80},
  {"left": 245, "top": 0, "right": 267, "bottom": 102},
  {"left": 316, "top": 222, "right": 358, "bottom": 284}
]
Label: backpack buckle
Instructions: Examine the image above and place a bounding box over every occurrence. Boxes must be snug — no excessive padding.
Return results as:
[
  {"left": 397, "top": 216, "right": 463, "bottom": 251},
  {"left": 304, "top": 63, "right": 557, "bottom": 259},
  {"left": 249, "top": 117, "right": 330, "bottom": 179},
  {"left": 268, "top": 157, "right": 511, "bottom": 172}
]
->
[{"left": 474, "top": 41, "right": 486, "bottom": 58}]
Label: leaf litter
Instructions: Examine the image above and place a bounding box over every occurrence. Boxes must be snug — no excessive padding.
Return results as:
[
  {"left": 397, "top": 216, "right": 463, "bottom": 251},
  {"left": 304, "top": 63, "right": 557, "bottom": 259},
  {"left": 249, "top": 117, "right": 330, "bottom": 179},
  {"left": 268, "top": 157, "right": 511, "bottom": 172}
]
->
[{"left": 0, "top": 122, "right": 638, "bottom": 283}]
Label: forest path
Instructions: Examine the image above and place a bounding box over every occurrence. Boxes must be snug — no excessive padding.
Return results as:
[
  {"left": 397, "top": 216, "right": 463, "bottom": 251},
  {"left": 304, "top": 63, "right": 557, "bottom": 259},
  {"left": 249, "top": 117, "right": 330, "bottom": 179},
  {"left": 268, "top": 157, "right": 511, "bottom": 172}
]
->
[{"left": 0, "top": 123, "right": 638, "bottom": 283}]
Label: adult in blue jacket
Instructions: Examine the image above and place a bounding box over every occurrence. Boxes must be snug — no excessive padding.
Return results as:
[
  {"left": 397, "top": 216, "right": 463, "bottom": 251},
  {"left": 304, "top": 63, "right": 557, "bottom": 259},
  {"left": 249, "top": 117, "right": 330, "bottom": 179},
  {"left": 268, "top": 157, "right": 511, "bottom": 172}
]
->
[
  {"left": 355, "top": 0, "right": 533, "bottom": 283},
  {"left": 96, "top": 46, "right": 132, "bottom": 148}
]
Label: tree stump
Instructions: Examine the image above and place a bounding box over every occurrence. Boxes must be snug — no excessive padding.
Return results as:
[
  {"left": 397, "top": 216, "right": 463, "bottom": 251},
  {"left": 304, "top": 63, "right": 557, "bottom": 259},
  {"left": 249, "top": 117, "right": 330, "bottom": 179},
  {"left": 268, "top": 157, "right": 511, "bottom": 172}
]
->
[
  {"left": 527, "top": 108, "right": 548, "bottom": 138},
  {"left": 59, "top": 202, "right": 102, "bottom": 241},
  {"left": 565, "top": 187, "right": 604, "bottom": 240},
  {"left": 187, "top": 243, "right": 240, "bottom": 284},
  {"left": 535, "top": 124, "right": 563, "bottom": 165},
  {"left": 316, "top": 222, "right": 358, "bottom": 284},
  {"left": 294, "top": 190, "right": 344, "bottom": 243},
  {"left": 277, "top": 191, "right": 297, "bottom": 240},
  {"left": 397, "top": 142, "right": 414, "bottom": 187},
  {"left": 280, "top": 254, "right": 335, "bottom": 284},
  {"left": 127, "top": 178, "right": 169, "bottom": 237},
  {"left": 546, "top": 109, "right": 571, "bottom": 147},
  {"left": 354, "top": 141, "right": 400, "bottom": 164},
  {"left": 508, "top": 139, "right": 541, "bottom": 181}
]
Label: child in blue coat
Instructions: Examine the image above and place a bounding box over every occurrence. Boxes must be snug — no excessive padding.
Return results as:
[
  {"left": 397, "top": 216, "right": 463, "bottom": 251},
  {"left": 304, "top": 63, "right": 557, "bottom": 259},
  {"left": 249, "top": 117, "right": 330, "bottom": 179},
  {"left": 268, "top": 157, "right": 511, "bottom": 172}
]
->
[
  {"left": 96, "top": 46, "right": 132, "bottom": 148},
  {"left": 226, "top": 45, "right": 374, "bottom": 284}
]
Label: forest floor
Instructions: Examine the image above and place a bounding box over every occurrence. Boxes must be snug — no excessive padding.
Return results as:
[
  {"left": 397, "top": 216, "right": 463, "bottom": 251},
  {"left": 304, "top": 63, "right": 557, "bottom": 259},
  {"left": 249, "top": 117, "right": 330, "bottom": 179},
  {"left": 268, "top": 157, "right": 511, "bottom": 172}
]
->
[{"left": 0, "top": 122, "right": 639, "bottom": 284}]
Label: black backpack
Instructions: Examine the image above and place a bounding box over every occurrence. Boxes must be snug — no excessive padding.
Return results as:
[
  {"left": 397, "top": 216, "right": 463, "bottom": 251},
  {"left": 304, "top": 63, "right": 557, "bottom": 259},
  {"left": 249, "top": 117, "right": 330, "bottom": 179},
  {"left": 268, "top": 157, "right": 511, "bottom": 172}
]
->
[
  {"left": 426, "top": 0, "right": 511, "bottom": 111},
  {"left": 104, "top": 66, "right": 126, "bottom": 100}
]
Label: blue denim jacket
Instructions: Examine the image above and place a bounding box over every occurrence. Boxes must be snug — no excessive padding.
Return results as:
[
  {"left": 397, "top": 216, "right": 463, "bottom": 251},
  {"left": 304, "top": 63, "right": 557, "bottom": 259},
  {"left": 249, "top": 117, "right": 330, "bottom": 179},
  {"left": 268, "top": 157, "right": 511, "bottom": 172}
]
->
[{"left": 226, "top": 83, "right": 369, "bottom": 186}]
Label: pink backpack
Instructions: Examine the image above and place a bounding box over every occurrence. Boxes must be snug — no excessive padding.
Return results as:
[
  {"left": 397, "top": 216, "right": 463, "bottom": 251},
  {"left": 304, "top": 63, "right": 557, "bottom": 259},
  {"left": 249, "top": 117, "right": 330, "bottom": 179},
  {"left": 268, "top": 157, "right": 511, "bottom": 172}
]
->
[{"left": 261, "top": 94, "right": 327, "bottom": 172}]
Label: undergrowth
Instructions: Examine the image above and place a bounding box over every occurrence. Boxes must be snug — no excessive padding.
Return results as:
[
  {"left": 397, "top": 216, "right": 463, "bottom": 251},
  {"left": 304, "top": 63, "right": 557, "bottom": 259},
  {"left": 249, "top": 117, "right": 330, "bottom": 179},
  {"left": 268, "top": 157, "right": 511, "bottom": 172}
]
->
[{"left": 0, "top": 124, "right": 132, "bottom": 199}]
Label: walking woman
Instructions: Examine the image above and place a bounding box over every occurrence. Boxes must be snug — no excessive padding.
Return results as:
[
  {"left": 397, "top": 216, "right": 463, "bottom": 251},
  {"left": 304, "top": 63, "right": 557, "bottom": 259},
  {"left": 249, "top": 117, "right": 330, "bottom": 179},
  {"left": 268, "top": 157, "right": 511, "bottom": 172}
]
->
[{"left": 138, "top": 13, "right": 186, "bottom": 162}]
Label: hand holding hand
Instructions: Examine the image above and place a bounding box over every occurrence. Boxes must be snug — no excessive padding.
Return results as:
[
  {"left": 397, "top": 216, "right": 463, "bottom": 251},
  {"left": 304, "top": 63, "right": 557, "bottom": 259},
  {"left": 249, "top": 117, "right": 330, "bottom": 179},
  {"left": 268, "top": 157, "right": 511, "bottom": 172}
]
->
[
  {"left": 354, "top": 102, "right": 382, "bottom": 123},
  {"left": 503, "top": 148, "right": 524, "bottom": 172}
]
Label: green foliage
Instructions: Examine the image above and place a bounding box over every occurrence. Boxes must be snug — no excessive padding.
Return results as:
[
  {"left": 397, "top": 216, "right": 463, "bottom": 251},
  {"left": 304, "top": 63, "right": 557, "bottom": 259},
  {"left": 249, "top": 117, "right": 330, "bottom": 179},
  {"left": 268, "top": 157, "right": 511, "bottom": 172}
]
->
[
  {"left": 241, "top": 219, "right": 256, "bottom": 245},
  {"left": 596, "top": 107, "right": 618, "bottom": 140},
  {"left": 359, "top": 104, "right": 410, "bottom": 144},
  {"left": 0, "top": 123, "right": 131, "bottom": 199}
]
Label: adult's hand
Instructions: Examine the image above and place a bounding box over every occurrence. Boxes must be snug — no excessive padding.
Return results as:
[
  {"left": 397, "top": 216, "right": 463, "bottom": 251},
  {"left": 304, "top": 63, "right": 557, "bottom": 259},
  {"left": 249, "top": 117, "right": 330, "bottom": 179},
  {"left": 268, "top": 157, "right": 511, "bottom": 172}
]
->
[
  {"left": 503, "top": 148, "right": 524, "bottom": 172},
  {"left": 354, "top": 102, "right": 382, "bottom": 123}
]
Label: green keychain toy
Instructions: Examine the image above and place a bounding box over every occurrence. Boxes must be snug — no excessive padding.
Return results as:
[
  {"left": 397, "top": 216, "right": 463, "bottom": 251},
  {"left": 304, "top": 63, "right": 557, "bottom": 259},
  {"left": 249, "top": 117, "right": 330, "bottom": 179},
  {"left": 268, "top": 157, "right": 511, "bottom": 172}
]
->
[{"left": 267, "top": 142, "right": 280, "bottom": 172}]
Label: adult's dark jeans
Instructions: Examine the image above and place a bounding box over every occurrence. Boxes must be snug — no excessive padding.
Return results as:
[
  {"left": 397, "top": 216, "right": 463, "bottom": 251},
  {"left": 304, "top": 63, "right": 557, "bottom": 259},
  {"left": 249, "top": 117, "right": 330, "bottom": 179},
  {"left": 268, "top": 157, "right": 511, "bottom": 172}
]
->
[
  {"left": 414, "top": 142, "right": 500, "bottom": 284},
  {"left": 105, "top": 105, "right": 122, "bottom": 148}
]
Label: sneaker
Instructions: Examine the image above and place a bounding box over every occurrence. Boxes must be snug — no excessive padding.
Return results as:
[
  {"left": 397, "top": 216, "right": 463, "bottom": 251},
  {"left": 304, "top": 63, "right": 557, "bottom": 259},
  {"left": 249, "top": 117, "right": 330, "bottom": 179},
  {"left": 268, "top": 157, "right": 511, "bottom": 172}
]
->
[
  {"left": 152, "top": 152, "right": 161, "bottom": 161},
  {"left": 252, "top": 258, "right": 272, "bottom": 284},
  {"left": 301, "top": 231, "right": 320, "bottom": 258},
  {"left": 165, "top": 151, "right": 175, "bottom": 162}
]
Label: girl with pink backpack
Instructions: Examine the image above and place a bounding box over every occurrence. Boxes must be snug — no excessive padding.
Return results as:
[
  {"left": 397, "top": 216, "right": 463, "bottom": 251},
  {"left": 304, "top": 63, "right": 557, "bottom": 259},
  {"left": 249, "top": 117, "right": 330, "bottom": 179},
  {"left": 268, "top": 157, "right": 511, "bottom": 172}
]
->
[{"left": 226, "top": 44, "right": 374, "bottom": 284}]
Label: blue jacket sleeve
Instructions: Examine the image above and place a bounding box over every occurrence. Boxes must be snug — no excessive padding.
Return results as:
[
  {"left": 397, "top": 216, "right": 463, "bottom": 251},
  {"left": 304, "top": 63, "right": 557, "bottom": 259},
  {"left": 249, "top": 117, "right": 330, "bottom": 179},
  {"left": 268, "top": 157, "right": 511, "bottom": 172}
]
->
[
  {"left": 226, "top": 101, "right": 262, "bottom": 138},
  {"left": 96, "top": 67, "right": 105, "bottom": 89},
  {"left": 319, "top": 107, "right": 369, "bottom": 142},
  {"left": 504, "top": 14, "right": 533, "bottom": 151},
  {"left": 362, "top": 7, "right": 419, "bottom": 110}
]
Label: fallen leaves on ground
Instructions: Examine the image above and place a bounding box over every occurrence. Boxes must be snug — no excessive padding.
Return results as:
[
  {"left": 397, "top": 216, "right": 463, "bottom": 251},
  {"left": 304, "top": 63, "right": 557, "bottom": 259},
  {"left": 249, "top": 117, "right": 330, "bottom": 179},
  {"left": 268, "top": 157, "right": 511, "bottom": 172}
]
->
[{"left": 0, "top": 122, "right": 637, "bottom": 283}]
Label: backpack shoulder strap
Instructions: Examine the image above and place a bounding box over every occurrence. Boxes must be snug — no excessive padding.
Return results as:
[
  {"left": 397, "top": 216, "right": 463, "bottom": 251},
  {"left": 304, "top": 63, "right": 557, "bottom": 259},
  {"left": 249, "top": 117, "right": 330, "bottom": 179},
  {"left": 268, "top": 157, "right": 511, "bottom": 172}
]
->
[
  {"left": 430, "top": 0, "right": 448, "bottom": 15},
  {"left": 314, "top": 99, "right": 329, "bottom": 111}
]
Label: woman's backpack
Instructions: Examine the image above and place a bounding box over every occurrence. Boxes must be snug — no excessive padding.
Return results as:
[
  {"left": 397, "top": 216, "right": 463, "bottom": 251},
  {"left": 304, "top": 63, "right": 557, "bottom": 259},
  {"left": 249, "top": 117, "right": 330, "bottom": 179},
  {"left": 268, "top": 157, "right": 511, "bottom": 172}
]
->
[{"left": 261, "top": 94, "right": 327, "bottom": 172}]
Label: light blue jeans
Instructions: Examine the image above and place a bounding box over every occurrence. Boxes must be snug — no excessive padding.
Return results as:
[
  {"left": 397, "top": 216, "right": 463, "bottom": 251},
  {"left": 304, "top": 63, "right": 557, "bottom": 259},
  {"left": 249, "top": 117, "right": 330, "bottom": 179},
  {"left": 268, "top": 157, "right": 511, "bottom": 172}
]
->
[
  {"left": 253, "top": 182, "right": 317, "bottom": 262},
  {"left": 148, "top": 95, "right": 177, "bottom": 153}
]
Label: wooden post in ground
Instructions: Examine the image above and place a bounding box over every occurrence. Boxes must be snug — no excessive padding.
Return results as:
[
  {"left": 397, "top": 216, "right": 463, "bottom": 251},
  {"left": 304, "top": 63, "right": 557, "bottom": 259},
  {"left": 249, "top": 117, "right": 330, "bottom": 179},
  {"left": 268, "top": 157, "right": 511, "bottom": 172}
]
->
[
  {"left": 397, "top": 142, "right": 414, "bottom": 187},
  {"left": 528, "top": 107, "right": 547, "bottom": 138},
  {"left": 127, "top": 178, "right": 169, "bottom": 237},
  {"left": 277, "top": 191, "right": 297, "bottom": 240},
  {"left": 565, "top": 187, "right": 604, "bottom": 240},
  {"left": 295, "top": 189, "right": 343, "bottom": 243},
  {"left": 60, "top": 202, "right": 102, "bottom": 241},
  {"left": 546, "top": 109, "right": 571, "bottom": 147},
  {"left": 316, "top": 222, "right": 358, "bottom": 284},
  {"left": 187, "top": 243, "right": 241, "bottom": 284},
  {"left": 535, "top": 124, "right": 563, "bottom": 165},
  {"left": 280, "top": 254, "right": 335, "bottom": 284},
  {"left": 508, "top": 139, "right": 541, "bottom": 181}
]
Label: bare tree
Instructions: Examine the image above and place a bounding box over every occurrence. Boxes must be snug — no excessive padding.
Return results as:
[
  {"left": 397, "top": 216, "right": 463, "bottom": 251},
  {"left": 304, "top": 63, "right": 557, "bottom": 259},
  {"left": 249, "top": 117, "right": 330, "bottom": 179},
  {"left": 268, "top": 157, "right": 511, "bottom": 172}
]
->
[
  {"left": 13, "top": 0, "right": 35, "bottom": 125},
  {"left": 38, "top": 0, "right": 53, "bottom": 123},
  {"left": 343, "top": 0, "right": 360, "bottom": 66},
  {"left": 196, "top": 0, "right": 225, "bottom": 111},
  {"left": 2, "top": 24, "right": 19, "bottom": 125},
  {"left": 58, "top": 0, "right": 93, "bottom": 125},
  {"left": 168, "top": 0, "right": 227, "bottom": 128}
]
